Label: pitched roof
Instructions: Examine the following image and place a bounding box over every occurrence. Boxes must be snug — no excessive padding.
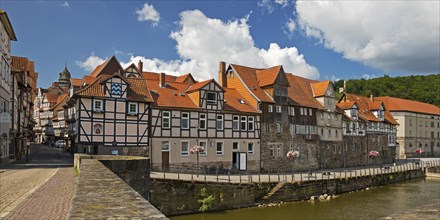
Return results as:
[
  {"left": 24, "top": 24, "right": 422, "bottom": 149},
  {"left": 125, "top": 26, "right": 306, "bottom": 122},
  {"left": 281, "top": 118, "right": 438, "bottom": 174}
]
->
[
  {"left": 142, "top": 72, "right": 178, "bottom": 82},
  {"left": 11, "top": 56, "right": 28, "bottom": 72},
  {"left": 83, "top": 76, "right": 96, "bottom": 85},
  {"left": 146, "top": 80, "right": 198, "bottom": 109},
  {"left": 44, "top": 84, "right": 68, "bottom": 104},
  {"left": 175, "top": 73, "right": 195, "bottom": 84},
  {"left": 89, "top": 56, "right": 123, "bottom": 78},
  {"left": 89, "top": 59, "right": 108, "bottom": 78},
  {"left": 286, "top": 74, "right": 324, "bottom": 109},
  {"left": 75, "top": 75, "right": 153, "bottom": 103},
  {"left": 0, "top": 10, "right": 17, "bottom": 41},
  {"left": 368, "top": 101, "right": 383, "bottom": 111},
  {"left": 223, "top": 88, "right": 259, "bottom": 113},
  {"left": 255, "top": 66, "right": 282, "bottom": 87},
  {"left": 71, "top": 78, "right": 83, "bottom": 87},
  {"left": 376, "top": 96, "right": 440, "bottom": 116},
  {"left": 336, "top": 101, "right": 356, "bottom": 110},
  {"left": 186, "top": 79, "right": 213, "bottom": 93},
  {"left": 50, "top": 93, "right": 69, "bottom": 111},
  {"left": 311, "top": 80, "right": 330, "bottom": 97},
  {"left": 230, "top": 64, "right": 274, "bottom": 103}
]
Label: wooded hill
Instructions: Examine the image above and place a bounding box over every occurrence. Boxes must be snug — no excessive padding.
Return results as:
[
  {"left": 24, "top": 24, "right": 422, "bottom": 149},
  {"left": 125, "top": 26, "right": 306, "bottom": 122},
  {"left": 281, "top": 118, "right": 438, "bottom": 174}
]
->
[{"left": 333, "top": 74, "right": 440, "bottom": 107}]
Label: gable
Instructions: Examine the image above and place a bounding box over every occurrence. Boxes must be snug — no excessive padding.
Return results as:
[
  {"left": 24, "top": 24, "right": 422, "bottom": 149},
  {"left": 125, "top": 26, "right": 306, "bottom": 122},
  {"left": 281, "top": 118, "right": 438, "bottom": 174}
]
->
[
  {"left": 103, "top": 76, "right": 129, "bottom": 98},
  {"left": 325, "top": 84, "right": 335, "bottom": 98},
  {"left": 273, "top": 67, "right": 289, "bottom": 87},
  {"left": 125, "top": 64, "right": 142, "bottom": 78},
  {"left": 90, "top": 56, "right": 124, "bottom": 77}
]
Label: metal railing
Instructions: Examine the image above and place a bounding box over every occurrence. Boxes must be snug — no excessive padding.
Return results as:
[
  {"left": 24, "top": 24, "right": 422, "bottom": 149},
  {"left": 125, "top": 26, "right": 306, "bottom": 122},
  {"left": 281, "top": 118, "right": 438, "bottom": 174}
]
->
[{"left": 150, "top": 159, "right": 440, "bottom": 184}]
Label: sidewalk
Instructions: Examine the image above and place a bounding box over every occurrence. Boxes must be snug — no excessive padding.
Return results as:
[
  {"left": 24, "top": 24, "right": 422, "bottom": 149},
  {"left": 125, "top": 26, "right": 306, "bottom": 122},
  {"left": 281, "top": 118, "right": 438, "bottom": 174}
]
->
[{"left": 0, "top": 145, "right": 75, "bottom": 220}]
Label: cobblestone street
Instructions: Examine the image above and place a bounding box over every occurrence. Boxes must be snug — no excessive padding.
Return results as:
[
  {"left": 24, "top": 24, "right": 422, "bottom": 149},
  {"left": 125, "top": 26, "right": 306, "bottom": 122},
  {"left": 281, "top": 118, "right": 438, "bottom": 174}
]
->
[{"left": 0, "top": 145, "right": 75, "bottom": 220}]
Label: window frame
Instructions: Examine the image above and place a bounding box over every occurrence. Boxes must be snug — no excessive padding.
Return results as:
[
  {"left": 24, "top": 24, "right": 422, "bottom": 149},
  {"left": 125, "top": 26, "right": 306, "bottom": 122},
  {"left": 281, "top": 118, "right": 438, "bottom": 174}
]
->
[
  {"left": 161, "top": 141, "right": 170, "bottom": 151},
  {"left": 247, "top": 142, "right": 254, "bottom": 154},
  {"left": 93, "top": 99, "right": 104, "bottom": 112},
  {"left": 232, "top": 142, "right": 239, "bottom": 151},
  {"left": 248, "top": 116, "right": 255, "bottom": 131},
  {"left": 216, "top": 114, "right": 224, "bottom": 130},
  {"left": 128, "top": 102, "right": 138, "bottom": 115},
  {"left": 216, "top": 141, "right": 224, "bottom": 155},
  {"left": 199, "top": 113, "right": 207, "bottom": 130},
  {"left": 276, "top": 105, "right": 282, "bottom": 113},
  {"left": 199, "top": 141, "right": 207, "bottom": 156},
  {"left": 162, "top": 111, "right": 171, "bottom": 128},
  {"left": 232, "top": 115, "right": 239, "bottom": 131},
  {"left": 181, "top": 141, "right": 189, "bottom": 156},
  {"left": 268, "top": 105, "right": 273, "bottom": 112},
  {"left": 240, "top": 116, "right": 247, "bottom": 131},
  {"left": 206, "top": 92, "right": 217, "bottom": 104},
  {"left": 181, "top": 112, "right": 189, "bottom": 129},
  {"left": 276, "top": 123, "right": 281, "bottom": 133}
]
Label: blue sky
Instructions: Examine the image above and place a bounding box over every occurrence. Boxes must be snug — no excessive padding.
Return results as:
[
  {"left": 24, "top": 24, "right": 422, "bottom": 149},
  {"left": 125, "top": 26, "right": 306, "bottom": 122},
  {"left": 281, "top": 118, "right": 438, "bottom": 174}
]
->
[{"left": 1, "top": 1, "right": 439, "bottom": 88}]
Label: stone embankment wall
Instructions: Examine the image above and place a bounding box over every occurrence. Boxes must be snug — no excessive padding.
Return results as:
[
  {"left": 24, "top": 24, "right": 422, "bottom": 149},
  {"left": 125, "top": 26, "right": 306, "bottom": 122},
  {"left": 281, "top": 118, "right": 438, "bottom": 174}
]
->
[
  {"left": 69, "top": 154, "right": 167, "bottom": 219},
  {"left": 150, "top": 169, "right": 424, "bottom": 216}
]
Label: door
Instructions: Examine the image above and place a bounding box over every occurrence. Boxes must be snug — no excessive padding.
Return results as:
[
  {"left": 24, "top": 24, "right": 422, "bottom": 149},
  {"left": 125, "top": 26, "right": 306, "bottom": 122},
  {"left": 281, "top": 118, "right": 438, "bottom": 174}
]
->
[
  {"left": 431, "top": 142, "right": 435, "bottom": 157},
  {"left": 162, "top": 151, "right": 169, "bottom": 171},
  {"left": 232, "top": 152, "right": 239, "bottom": 170}
]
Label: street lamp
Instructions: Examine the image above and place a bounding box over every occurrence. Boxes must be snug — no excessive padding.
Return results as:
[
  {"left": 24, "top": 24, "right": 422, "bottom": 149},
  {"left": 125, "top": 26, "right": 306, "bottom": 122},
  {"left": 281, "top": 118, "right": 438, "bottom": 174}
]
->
[{"left": 190, "top": 145, "right": 205, "bottom": 177}]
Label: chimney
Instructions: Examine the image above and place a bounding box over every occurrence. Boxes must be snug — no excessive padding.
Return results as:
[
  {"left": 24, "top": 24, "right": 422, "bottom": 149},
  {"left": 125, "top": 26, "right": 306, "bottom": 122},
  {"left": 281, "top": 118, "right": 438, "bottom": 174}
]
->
[
  {"left": 343, "top": 80, "right": 346, "bottom": 92},
  {"left": 160, "top": 72, "right": 166, "bottom": 87},
  {"left": 218, "top": 61, "right": 227, "bottom": 88},
  {"left": 137, "top": 60, "right": 143, "bottom": 73},
  {"left": 370, "top": 94, "right": 374, "bottom": 102}
]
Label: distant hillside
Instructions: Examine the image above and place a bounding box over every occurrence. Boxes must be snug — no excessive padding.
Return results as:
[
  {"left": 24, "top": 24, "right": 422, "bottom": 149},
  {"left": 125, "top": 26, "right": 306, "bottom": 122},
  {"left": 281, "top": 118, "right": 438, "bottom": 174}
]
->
[{"left": 333, "top": 74, "right": 440, "bottom": 107}]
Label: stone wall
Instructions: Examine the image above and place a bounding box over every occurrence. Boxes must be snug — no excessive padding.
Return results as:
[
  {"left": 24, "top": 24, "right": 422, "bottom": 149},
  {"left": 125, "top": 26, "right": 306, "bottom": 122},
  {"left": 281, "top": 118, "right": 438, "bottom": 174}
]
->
[
  {"left": 150, "top": 169, "right": 424, "bottom": 216},
  {"left": 69, "top": 158, "right": 167, "bottom": 219}
]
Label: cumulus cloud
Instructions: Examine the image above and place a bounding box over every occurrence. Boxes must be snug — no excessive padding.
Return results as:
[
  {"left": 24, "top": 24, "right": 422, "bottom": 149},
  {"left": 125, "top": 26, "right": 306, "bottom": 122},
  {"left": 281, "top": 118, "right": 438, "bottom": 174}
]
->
[
  {"left": 76, "top": 53, "right": 106, "bottom": 72},
  {"left": 135, "top": 3, "right": 160, "bottom": 26},
  {"left": 362, "top": 74, "right": 378, "bottom": 80},
  {"left": 296, "top": 1, "right": 440, "bottom": 73},
  {"left": 78, "top": 10, "right": 319, "bottom": 80},
  {"left": 61, "top": 1, "right": 69, "bottom": 7},
  {"left": 284, "top": 18, "right": 296, "bottom": 37}
]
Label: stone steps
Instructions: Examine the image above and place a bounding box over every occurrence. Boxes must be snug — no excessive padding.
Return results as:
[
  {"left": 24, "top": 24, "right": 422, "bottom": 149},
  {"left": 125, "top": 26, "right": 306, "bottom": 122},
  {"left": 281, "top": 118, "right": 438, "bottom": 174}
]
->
[{"left": 263, "top": 181, "right": 286, "bottom": 200}]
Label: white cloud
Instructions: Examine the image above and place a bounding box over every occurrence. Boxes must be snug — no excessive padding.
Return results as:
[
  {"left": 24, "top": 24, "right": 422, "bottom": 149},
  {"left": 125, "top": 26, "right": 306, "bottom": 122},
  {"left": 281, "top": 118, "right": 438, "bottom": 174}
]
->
[
  {"left": 296, "top": 1, "right": 440, "bottom": 73},
  {"left": 135, "top": 3, "right": 160, "bottom": 26},
  {"left": 61, "top": 1, "right": 69, "bottom": 7},
  {"left": 284, "top": 18, "right": 296, "bottom": 37},
  {"left": 275, "top": 0, "right": 289, "bottom": 7},
  {"left": 78, "top": 10, "right": 319, "bottom": 80},
  {"left": 258, "top": 0, "right": 274, "bottom": 14},
  {"left": 76, "top": 53, "right": 106, "bottom": 72}
]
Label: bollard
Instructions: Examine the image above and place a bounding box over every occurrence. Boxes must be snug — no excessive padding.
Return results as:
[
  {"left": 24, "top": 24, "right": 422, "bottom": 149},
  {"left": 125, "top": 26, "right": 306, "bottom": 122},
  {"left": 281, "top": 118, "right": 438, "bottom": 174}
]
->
[
  {"left": 300, "top": 174, "right": 303, "bottom": 182},
  {"left": 191, "top": 173, "right": 194, "bottom": 181},
  {"left": 228, "top": 173, "right": 230, "bottom": 183}
]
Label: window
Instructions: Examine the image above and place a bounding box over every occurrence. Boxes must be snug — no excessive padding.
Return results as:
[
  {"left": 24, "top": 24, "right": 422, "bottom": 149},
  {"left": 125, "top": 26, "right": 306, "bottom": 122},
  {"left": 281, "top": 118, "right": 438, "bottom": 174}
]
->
[
  {"left": 320, "top": 112, "right": 324, "bottom": 120},
  {"left": 276, "top": 144, "right": 283, "bottom": 157},
  {"left": 241, "top": 116, "right": 247, "bottom": 131},
  {"left": 309, "top": 108, "right": 312, "bottom": 116},
  {"left": 276, "top": 105, "right": 281, "bottom": 113},
  {"left": 248, "top": 117, "right": 255, "bottom": 131},
  {"left": 336, "top": 130, "right": 338, "bottom": 138},
  {"left": 269, "top": 145, "right": 274, "bottom": 157},
  {"left": 248, "top": 142, "right": 254, "bottom": 154},
  {"left": 321, "top": 128, "right": 324, "bottom": 136},
  {"left": 162, "top": 111, "right": 170, "bottom": 128},
  {"left": 181, "top": 141, "right": 189, "bottom": 156},
  {"left": 199, "top": 114, "right": 207, "bottom": 129},
  {"left": 216, "top": 142, "right": 224, "bottom": 155},
  {"left": 233, "top": 116, "right": 239, "bottom": 131},
  {"left": 409, "top": 119, "right": 412, "bottom": 126},
  {"left": 328, "top": 129, "right": 331, "bottom": 137},
  {"left": 199, "top": 141, "right": 207, "bottom": 156},
  {"left": 233, "top": 142, "right": 239, "bottom": 151},
  {"left": 268, "top": 105, "right": 273, "bottom": 112},
  {"left": 300, "top": 108, "right": 303, "bottom": 115},
  {"left": 181, "top": 112, "right": 189, "bottom": 129},
  {"left": 327, "top": 113, "right": 331, "bottom": 120},
  {"left": 128, "top": 102, "right": 138, "bottom": 115},
  {"left": 276, "top": 123, "right": 281, "bottom": 133},
  {"left": 216, "top": 115, "right": 224, "bottom": 130},
  {"left": 93, "top": 100, "right": 103, "bottom": 112},
  {"left": 290, "top": 124, "right": 294, "bottom": 136},
  {"left": 288, "top": 107, "right": 294, "bottom": 116},
  {"left": 304, "top": 108, "right": 308, "bottom": 116},
  {"left": 207, "top": 92, "right": 217, "bottom": 104},
  {"left": 162, "top": 141, "right": 169, "bottom": 151}
]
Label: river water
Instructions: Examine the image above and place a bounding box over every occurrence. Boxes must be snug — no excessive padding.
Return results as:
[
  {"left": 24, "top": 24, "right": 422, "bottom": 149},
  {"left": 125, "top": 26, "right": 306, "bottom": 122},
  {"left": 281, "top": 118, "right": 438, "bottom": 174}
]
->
[{"left": 171, "top": 178, "right": 440, "bottom": 220}]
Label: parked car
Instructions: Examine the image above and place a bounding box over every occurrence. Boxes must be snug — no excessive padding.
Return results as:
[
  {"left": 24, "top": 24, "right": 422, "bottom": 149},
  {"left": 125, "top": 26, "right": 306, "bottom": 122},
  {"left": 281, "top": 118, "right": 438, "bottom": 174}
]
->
[{"left": 54, "top": 140, "right": 66, "bottom": 148}]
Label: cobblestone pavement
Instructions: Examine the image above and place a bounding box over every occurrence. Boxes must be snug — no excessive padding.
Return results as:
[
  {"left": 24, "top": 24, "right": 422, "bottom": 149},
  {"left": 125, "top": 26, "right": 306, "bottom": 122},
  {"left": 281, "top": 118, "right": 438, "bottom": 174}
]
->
[{"left": 0, "top": 145, "right": 75, "bottom": 220}]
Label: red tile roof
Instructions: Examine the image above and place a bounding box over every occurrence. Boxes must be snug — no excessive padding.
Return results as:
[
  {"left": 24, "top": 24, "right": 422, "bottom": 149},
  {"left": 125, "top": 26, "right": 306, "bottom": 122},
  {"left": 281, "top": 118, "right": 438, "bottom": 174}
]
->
[
  {"left": 75, "top": 75, "right": 153, "bottom": 103},
  {"left": 368, "top": 101, "right": 383, "bottom": 111},
  {"left": 11, "top": 56, "right": 28, "bottom": 72},
  {"left": 71, "top": 78, "right": 83, "bottom": 87},
  {"left": 230, "top": 64, "right": 274, "bottom": 103},
  {"left": 175, "top": 73, "right": 195, "bottom": 84},
  {"left": 336, "top": 101, "right": 356, "bottom": 110},
  {"left": 223, "top": 88, "right": 260, "bottom": 113},
  {"left": 142, "top": 72, "right": 178, "bottom": 82},
  {"left": 255, "top": 66, "right": 282, "bottom": 87},
  {"left": 311, "top": 80, "right": 330, "bottom": 97},
  {"left": 286, "top": 74, "right": 324, "bottom": 109},
  {"left": 89, "top": 60, "right": 107, "bottom": 78},
  {"left": 146, "top": 80, "right": 198, "bottom": 109},
  {"left": 50, "top": 93, "right": 69, "bottom": 111},
  {"left": 83, "top": 76, "right": 96, "bottom": 85},
  {"left": 376, "top": 96, "right": 440, "bottom": 116}
]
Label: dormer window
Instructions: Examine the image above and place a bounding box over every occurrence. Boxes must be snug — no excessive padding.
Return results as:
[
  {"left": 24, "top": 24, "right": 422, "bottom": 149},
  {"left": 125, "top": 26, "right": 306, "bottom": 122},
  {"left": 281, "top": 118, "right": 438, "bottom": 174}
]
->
[
  {"left": 93, "top": 100, "right": 103, "bottom": 112},
  {"left": 351, "top": 108, "right": 358, "bottom": 120},
  {"left": 207, "top": 92, "right": 217, "bottom": 104}
]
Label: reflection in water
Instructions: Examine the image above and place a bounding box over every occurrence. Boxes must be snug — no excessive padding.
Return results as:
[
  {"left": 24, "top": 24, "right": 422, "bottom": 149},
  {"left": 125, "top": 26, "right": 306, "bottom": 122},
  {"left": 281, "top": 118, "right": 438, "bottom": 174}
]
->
[{"left": 171, "top": 178, "right": 440, "bottom": 220}]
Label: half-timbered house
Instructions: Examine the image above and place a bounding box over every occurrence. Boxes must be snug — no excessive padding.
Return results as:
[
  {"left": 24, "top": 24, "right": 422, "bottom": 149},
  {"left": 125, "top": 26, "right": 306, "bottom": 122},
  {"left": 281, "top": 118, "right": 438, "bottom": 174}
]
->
[
  {"left": 146, "top": 72, "right": 261, "bottom": 172},
  {"left": 338, "top": 93, "right": 398, "bottom": 164},
  {"left": 65, "top": 56, "right": 153, "bottom": 155}
]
